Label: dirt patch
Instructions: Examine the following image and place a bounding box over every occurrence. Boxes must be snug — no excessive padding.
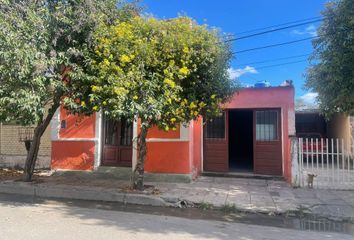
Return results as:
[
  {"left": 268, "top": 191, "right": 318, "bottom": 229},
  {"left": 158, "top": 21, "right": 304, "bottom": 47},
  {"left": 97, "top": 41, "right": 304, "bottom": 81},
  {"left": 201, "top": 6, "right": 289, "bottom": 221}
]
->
[
  {"left": 0, "top": 168, "right": 23, "bottom": 181},
  {"left": 0, "top": 168, "right": 51, "bottom": 181}
]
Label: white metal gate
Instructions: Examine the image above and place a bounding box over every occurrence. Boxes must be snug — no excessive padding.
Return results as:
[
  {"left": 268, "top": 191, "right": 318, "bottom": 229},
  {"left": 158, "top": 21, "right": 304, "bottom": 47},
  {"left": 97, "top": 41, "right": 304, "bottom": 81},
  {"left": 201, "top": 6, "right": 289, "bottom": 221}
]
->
[{"left": 297, "top": 138, "right": 354, "bottom": 190}]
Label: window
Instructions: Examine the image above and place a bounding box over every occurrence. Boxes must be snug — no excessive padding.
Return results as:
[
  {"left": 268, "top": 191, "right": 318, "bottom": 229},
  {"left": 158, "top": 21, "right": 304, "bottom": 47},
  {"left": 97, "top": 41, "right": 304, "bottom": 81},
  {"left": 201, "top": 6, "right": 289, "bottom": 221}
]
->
[
  {"left": 104, "top": 119, "right": 119, "bottom": 145},
  {"left": 206, "top": 112, "right": 225, "bottom": 139},
  {"left": 256, "top": 110, "right": 278, "bottom": 141},
  {"left": 104, "top": 118, "right": 132, "bottom": 146},
  {"left": 120, "top": 119, "right": 132, "bottom": 146}
]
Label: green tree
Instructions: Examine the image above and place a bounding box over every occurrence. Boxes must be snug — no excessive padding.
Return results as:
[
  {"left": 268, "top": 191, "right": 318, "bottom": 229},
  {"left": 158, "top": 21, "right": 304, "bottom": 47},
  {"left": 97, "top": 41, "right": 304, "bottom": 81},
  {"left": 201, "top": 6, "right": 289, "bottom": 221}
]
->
[
  {"left": 64, "top": 16, "right": 235, "bottom": 190},
  {"left": 0, "top": 0, "right": 135, "bottom": 181},
  {"left": 305, "top": 0, "right": 354, "bottom": 117}
]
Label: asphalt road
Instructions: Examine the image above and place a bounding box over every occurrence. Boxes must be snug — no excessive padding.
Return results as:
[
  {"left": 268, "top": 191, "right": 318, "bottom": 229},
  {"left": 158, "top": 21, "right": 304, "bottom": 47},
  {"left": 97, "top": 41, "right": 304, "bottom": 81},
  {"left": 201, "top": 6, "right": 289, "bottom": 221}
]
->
[{"left": 0, "top": 196, "right": 352, "bottom": 240}]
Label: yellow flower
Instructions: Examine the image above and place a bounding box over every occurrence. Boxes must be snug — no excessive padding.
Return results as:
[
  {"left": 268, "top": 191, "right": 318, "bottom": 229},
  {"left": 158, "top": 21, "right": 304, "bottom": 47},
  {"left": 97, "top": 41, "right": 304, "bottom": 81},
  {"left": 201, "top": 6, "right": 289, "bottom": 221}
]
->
[
  {"left": 189, "top": 102, "right": 197, "bottom": 109},
  {"left": 81, "top": 101, "right": 86, "bottom": 107},
  {"left": 179, "top": 66, "right": 190, "bottom": 76},
  {"left": 120, "top": 54, "right": 131, "bottom": 63},
  {"left": 103, "top": 59, "right": 110, "bottom": 66},
  {"left": 89, "top": 98, "right": 94, "bottom": 102},
  {"left": 211, "top": 94, "right": 216, "bottom": 99},
  {"left": 164, "top": 126, "right": 169, "bottom": 131},
  {"left": 102, "top": 101, "right": 107, "bottom": 106},
  {"left": 194, "top": 111, "right": 199, "bottom": 116},
  {"left": 91, "top": 85, "right": 98, "bottom": 92},
  {"left": 163, "top": 78, "right": 176, "bottom": 88},
  {"left": 172, "top": 127, "right": 177, "bottom": 131},
  {"left": 170, "top": 118, "right": 176, "bottom": 123},
  {"left": 133, "top": 95, "right": 138, "bottom": 100},
  {"left": 169, "top": 60, "right": 175, "bottom": 66},
  {"left": 92, "top": 106, "right": 98, "bottom": 111},
  {"left": 114, "top": 87, "right": 127, "bottom": 95},
  {"left": 199, "top": 101, "right": 206, "bottom": 108},
  {"left": 183, "top": 46, "right": 189, "bottom": 53}
]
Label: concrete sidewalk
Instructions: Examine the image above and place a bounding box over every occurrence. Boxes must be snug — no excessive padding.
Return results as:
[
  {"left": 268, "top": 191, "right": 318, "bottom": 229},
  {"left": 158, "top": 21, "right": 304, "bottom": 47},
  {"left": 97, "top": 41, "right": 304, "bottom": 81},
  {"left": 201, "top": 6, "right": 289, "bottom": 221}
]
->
[{"left": 0, "top": 176, "right": 353, "bottom": 222}]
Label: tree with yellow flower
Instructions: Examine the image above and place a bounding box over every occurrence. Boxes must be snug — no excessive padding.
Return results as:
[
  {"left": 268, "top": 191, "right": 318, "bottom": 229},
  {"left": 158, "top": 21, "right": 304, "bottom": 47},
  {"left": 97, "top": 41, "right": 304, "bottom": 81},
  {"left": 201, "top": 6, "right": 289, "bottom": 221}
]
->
[{"left": 64, "top": 16, "right": 236, "bottom": 190}]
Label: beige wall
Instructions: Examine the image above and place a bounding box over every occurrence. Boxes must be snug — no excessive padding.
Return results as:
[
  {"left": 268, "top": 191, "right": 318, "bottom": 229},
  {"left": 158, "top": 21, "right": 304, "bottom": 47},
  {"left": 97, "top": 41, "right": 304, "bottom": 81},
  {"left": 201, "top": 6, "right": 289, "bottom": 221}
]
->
[
  {"left": 0, "top": 124, "right": 51, "bottom": 168},
  {"left": 327, "top": 113, "right": 353, "bottom": 152}
]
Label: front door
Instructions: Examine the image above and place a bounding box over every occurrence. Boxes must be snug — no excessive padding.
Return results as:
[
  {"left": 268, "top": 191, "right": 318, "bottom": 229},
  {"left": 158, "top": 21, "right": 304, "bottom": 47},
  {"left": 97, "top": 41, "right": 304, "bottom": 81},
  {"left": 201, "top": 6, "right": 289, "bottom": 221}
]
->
[
  {"left": 203, "top": 111, "right": 228, "bottom": 172},
  {"left": 253, "top": 109, "right": 282, "bottom": 175},
  {"left": 102, "top": 117, "right": 133, "bottom": 167}
]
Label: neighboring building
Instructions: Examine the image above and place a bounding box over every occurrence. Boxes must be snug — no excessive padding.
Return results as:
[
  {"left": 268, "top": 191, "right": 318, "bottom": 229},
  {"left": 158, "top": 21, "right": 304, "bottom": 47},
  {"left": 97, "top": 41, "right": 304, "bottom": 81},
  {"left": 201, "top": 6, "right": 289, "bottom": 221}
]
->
[
  {"left": 0, "top": 123, "right": 51, "bottom": 169},
  {"left": 295, "top": 110, "right": 354, "bottom": 152},
  {"left": 51, "top": 85, "right": 295, "bottom": 182}
]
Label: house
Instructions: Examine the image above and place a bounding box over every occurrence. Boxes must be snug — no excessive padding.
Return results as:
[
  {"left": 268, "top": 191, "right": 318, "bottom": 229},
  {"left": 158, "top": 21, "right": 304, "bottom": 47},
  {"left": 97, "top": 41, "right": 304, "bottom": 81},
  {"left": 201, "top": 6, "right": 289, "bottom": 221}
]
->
[
  {"left": 295, "top": 109, "right": 354, "bottom": 152},
  {"left": 51, "top": 84, "right": 295, "bottom": 182}
]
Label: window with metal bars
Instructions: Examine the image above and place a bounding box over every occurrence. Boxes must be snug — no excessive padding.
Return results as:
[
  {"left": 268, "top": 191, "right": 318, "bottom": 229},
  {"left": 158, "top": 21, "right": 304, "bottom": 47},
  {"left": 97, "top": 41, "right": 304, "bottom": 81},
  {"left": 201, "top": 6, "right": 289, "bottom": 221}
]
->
[
  {"left": 256, "top": 110, "right": 278, "bottom": 141},
  {"left": 104, "top": 118, "right": 132, "bottom": 146},
  {"left": 206, "top": 112, "right": 225, "bottom": 139}
]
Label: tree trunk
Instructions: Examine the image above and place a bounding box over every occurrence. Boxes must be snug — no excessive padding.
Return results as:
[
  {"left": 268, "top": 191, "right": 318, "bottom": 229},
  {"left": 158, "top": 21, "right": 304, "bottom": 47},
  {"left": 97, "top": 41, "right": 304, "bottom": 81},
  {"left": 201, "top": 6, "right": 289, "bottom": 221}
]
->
[
  {"left": 23, "top": 107, "right": 58, "bottom": 182},
  {"left": 132, "top": 126, "right": 148, "bottom": 190}
]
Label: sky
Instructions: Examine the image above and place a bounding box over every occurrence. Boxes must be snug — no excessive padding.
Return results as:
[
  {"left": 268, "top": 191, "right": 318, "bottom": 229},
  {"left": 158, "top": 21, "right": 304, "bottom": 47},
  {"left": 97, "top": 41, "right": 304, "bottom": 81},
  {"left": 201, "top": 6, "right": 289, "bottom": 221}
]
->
[{"left": 140, "top": 0, "right": 329, "bottom": 103}]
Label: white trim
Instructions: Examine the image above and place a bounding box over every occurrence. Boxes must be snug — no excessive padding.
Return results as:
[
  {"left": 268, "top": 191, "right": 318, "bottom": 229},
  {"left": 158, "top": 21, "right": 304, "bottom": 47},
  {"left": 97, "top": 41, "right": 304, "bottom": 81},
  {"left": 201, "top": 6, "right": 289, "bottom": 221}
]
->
[
  {"left": 51, "top": 108, "right": 60, "bottom": 141},
  {"left": 94, "top": 111, "right": 103, "bottom": 170},
  {"left": 146, "top": 138, "right": 189, "bottom": 142},
  {"left": 132, "top": 118, "right": 138, "bottom": 172},
  {"left": 180, "top": 124, "right": 190, "bottom": 141}
]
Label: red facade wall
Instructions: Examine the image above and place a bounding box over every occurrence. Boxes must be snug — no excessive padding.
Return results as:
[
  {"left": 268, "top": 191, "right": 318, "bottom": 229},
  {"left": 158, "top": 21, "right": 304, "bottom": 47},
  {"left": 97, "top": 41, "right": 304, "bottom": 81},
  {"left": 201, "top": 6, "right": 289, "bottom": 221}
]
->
[
  {"left": 223, "top": 86, "right": 295, "bottom": 182},
  {"left": 191, "top": 118, "right": 202, "bottom": 178},
  {"left": 51, "top": 141, "right": 95, "bottom": 170},
  {"left": 59, "top": 107, "right": 96, "bottom": 139},
  {"left": 144, "top": 142, "right": 190, "bottom": 174},
  {"left": 51, "top": 109, "right": 96, "bottom": 170}
]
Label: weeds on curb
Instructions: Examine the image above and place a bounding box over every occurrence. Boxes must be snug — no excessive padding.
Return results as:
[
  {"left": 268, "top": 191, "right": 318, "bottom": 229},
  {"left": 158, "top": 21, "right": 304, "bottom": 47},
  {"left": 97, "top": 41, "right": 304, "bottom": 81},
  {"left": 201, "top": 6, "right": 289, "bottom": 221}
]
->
[
  {"left": 197, "top": 202, "right": 213, "bottom": 210},
  {"left": 220, "top": 203, "right": 237, "bottom": 213}
]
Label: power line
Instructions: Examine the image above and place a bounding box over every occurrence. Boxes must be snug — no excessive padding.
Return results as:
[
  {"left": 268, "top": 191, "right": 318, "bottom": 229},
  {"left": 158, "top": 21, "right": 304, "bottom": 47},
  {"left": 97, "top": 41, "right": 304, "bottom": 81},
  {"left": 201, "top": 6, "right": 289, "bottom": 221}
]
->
[
  {"left": 226, "top": 19, "right": 322, "bottom": 42},
  {"left": 235, "top": 53, "right": 311, "bottom": 67},
  {"left": 233, "top": 36, "right": 317, "bottom": 54},
  {"left": 255, "top": 59, "right": 308, "bottom": 70},
  {"left": 235, "top": 16, "right": 322, "bottom": 36}
]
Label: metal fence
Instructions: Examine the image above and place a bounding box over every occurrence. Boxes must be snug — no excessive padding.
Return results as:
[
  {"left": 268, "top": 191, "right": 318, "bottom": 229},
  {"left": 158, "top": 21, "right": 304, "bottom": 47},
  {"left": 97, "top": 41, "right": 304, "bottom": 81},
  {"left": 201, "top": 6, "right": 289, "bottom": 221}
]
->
[{"left": 297, "top": 137, "right": 354, "bottom": 190}]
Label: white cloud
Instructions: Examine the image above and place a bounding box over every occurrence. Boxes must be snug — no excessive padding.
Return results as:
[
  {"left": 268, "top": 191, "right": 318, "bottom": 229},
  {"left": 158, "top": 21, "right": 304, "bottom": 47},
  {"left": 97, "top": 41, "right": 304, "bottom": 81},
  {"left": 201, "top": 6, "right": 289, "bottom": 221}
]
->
[
  {"left": 299, "top": 92, "right": 318, "bottom": 105},
  {"left": 291, "top": 24, "right": 317, "bottom": 37},
  {"left": 228, "top": 66, "right": 258, "bottom": 79}
]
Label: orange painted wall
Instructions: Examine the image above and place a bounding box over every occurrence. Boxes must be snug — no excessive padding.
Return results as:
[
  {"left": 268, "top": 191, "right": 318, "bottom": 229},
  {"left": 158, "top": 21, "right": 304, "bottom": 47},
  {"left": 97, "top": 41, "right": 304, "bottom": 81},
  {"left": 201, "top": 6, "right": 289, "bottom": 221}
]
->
[
  {"left": 51, "top": 141, "right": 95, "bottom": 170},
  {"left": 224, "top": 86, "right": 295, "bottom": 181},
  {"left": 192, "top": 118, "right": 202, "bottom": 178},
  {"left": 144, "top": 141, "right": 190, "bottom": 174},
  {"left": 59, "top": 107, "right": 96, "bottom": 139},
  {"left": 147, "top": 125, "right": 180, "bottom": 139}
]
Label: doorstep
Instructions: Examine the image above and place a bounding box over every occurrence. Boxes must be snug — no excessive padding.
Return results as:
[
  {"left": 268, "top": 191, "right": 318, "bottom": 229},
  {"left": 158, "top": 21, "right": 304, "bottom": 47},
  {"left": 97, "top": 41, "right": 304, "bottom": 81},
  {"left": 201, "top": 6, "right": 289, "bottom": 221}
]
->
[{"left": 202, "top": 171, "right": 284, "bottom": 180}]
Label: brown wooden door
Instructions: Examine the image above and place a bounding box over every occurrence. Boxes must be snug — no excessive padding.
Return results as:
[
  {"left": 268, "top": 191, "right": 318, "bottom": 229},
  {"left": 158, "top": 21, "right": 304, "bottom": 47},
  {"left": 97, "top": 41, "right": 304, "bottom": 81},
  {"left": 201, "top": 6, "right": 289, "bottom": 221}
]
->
[
  {"left": 253, "top": 109, "right": 282, "bottom": 175},
  {"left": 203, "top": 111, "right": 228, "bottom": 172},
  {"left": 102, "top": 117, "right": 133, "bottom": 167}
]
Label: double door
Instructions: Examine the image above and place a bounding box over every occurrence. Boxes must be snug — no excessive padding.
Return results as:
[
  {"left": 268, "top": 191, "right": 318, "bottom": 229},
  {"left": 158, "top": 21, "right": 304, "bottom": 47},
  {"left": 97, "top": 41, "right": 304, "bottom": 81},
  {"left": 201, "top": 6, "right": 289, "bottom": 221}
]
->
[{"left": 102, "top": 117, "right": 133, "bottom": 167}]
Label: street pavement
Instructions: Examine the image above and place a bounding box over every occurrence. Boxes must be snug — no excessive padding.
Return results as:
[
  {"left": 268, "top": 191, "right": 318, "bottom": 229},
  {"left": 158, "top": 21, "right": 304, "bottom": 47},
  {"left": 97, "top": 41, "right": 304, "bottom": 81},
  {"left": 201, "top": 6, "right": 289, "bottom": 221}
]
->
[
  {"left": 1, "top": 176, "right": 354, "bottom": 222},
  {"left": 0, "top": 195, "right": 353, "bottom": 240}
]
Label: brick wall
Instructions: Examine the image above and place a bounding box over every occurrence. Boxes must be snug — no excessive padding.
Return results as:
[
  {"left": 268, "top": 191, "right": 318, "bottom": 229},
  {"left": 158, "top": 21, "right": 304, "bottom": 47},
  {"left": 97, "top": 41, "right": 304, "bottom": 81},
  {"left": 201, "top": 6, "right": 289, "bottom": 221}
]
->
[{"left": 0, "top": 124, "right": 51, "bottom": 168}]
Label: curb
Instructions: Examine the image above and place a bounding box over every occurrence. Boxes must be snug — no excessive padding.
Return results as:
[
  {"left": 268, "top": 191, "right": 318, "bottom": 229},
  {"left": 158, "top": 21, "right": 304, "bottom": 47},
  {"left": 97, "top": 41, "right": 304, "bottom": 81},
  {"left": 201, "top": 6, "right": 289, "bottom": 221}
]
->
[{"left": 0, "top": 181, "right": 168, "bottom": 207}]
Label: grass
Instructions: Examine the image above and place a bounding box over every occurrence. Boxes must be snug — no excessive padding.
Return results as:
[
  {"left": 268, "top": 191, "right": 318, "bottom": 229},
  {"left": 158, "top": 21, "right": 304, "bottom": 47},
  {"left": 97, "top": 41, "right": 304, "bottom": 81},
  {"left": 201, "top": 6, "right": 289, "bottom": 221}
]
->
[
  {"left": 220, "top": 203, "right": 237, "bottom": 213},
  {"left": 197, "top": 201, "right": 214, "bottom": 210}
]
